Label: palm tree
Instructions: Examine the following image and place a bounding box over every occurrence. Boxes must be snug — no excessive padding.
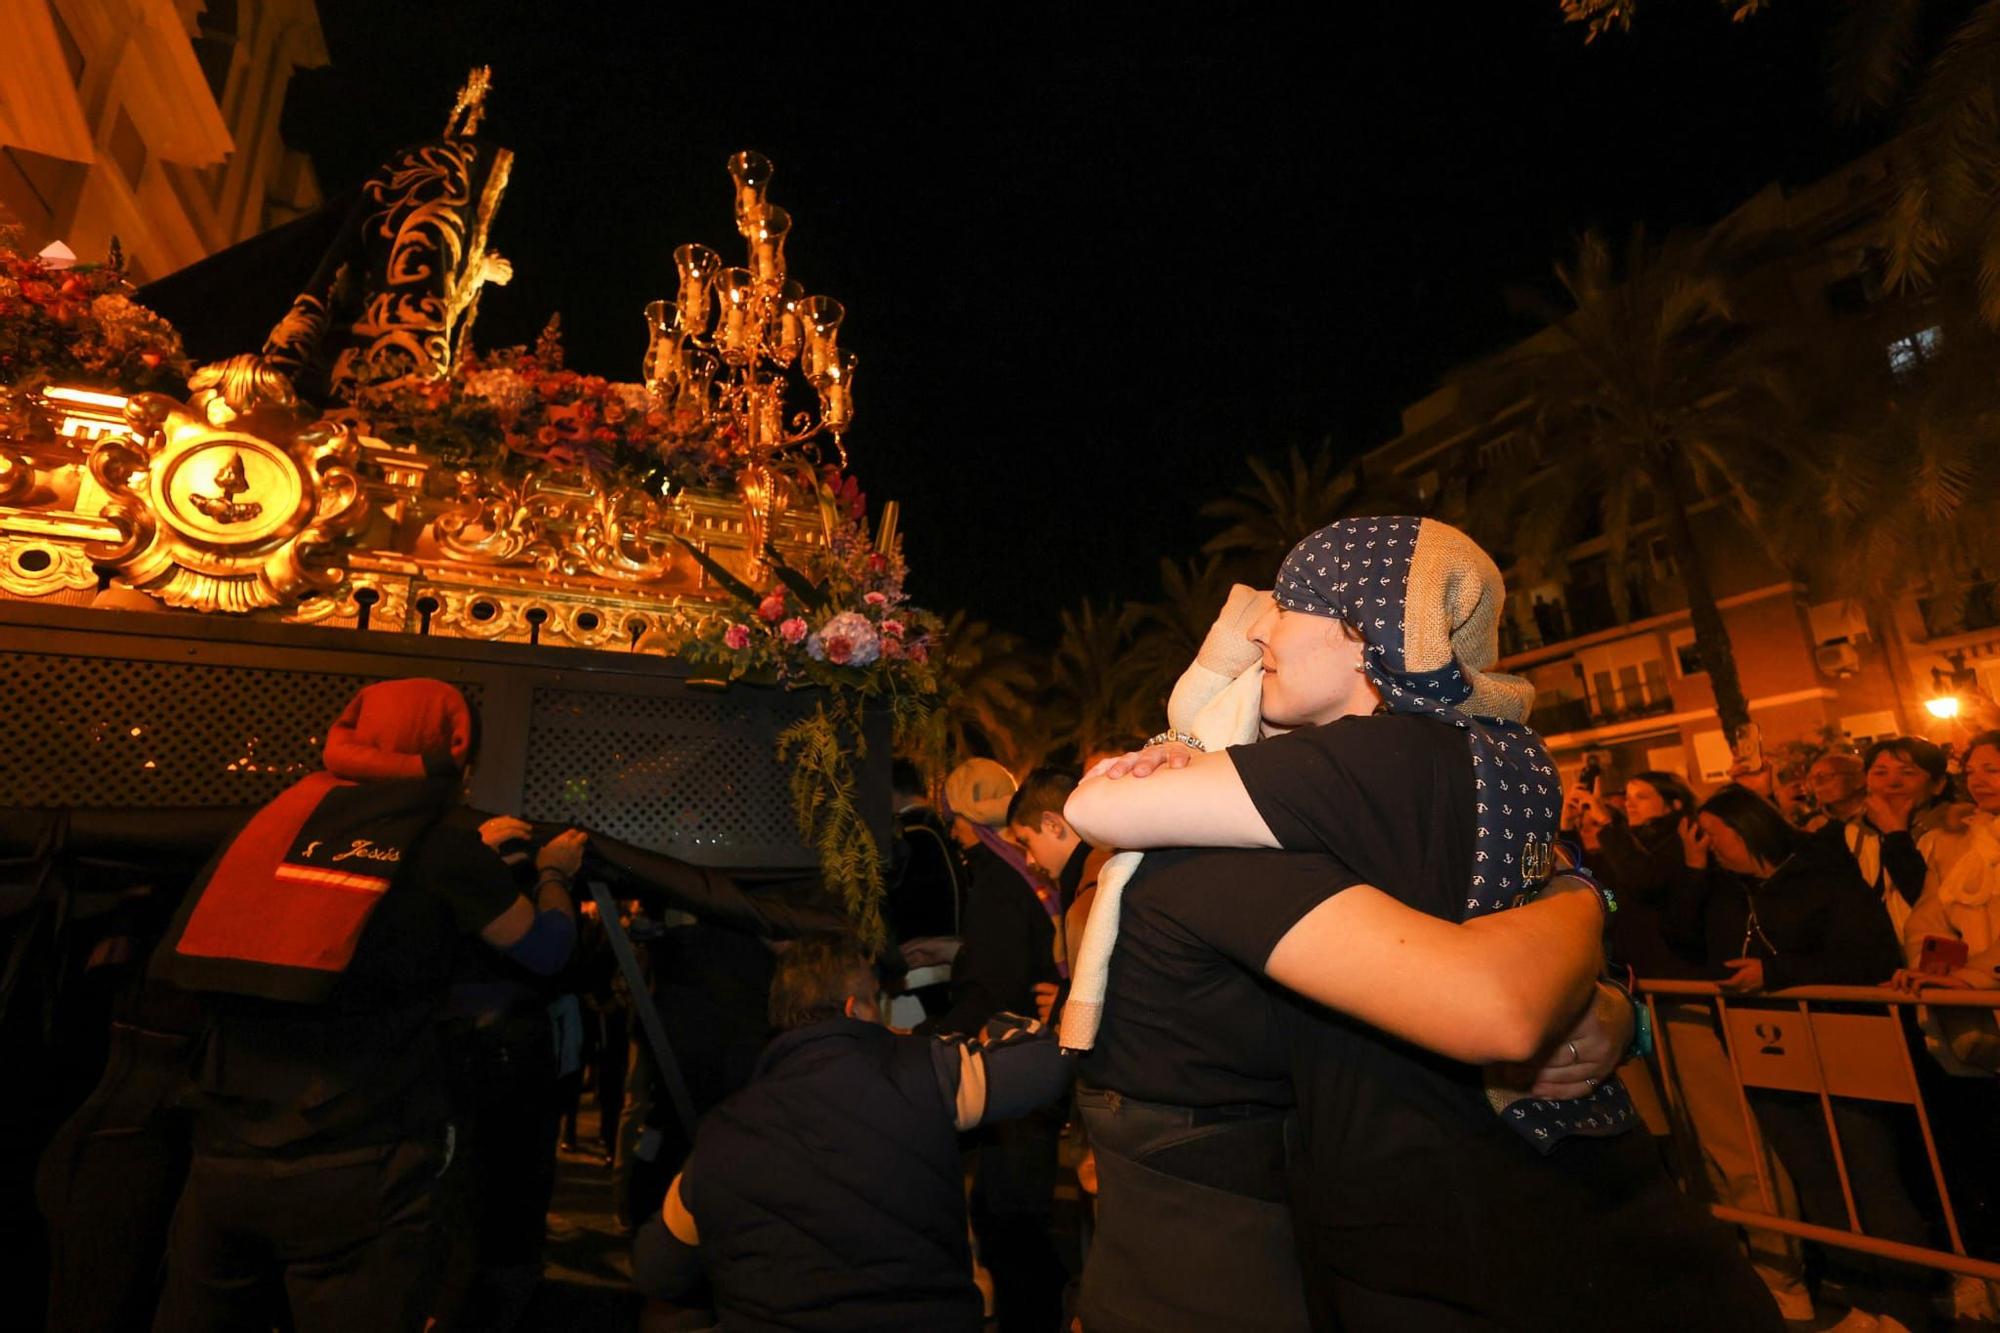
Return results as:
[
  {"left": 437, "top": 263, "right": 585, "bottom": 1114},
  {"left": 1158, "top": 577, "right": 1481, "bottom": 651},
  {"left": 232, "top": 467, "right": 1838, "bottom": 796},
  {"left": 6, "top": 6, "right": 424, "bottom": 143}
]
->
[
  {"left": 1453, "top": 226, "right": 1800, "bottom": 736},
  {"left": 933, "top": 611, "right": 1043, "bottom": 771},
  {"left": 1560, "top": 0, "right": 2000, "bottom": 324},
  {"left": 1123, "top": 554, "right": 1240, "bottom": 721},
  {"left": 1047, "top": 599, "right": 1151, "bottom": 764},
  {"left": 1200, "top": 442, "right": 1360, "bottom": 581},
  {"left": 1771, "top": 291, "right": 2000, "bottom": 616},
  {"left": 1871, "top": 4, "right": 2000, "bottom": 325},
  {"left": 1202, "top": 442, "right": 1430, "bottom": 583}
]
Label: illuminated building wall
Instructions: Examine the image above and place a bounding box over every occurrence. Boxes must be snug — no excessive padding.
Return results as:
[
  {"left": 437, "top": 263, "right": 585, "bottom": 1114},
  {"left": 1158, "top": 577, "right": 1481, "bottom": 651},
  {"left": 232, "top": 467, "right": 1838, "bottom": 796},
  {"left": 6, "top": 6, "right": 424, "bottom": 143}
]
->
[{"left": 0, "top": 0, "right": 326, "bottom": 282}]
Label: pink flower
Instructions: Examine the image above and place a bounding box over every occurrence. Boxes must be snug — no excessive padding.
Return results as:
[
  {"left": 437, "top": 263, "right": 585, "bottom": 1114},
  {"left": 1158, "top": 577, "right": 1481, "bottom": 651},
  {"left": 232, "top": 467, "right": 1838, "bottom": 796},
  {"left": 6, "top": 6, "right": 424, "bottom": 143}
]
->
[
  {"left": 723, "top": 623, "right": 751, "bottom": 650},
  {"left": 881, "top": 637, "right": 905, "bottom": 660},
  {"left": 779, "top": 617, "right": 808, "bottom": 645},
  {"left": 880, "top": 619, "right": 905, "bottom": 638},
  {"left": 864, "top": 591, "right": 888, "bottom": 607},
  {"left": 757, "top": 593, "right": 787, "bottom": 623}
]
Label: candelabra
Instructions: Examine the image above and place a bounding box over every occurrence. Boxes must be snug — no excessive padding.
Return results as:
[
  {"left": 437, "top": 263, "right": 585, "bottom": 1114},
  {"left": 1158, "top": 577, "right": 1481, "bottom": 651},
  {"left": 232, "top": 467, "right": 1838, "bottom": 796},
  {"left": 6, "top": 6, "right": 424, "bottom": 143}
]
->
[{"left": 644, "top": 152, "right": 854, "bottom": 557}]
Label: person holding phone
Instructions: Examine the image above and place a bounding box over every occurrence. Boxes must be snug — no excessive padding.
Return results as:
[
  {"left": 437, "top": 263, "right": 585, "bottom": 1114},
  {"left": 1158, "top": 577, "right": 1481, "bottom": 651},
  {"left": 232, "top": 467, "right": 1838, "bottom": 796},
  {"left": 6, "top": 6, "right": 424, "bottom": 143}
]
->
[{"left": 1669, "top": 784, "right": 1928, "bottom": 1331}]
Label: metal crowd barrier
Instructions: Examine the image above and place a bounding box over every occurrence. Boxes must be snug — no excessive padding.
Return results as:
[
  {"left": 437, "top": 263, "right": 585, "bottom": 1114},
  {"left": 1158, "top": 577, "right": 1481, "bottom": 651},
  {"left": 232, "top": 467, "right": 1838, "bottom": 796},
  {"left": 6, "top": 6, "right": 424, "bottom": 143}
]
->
[{"left": 1637, "top": 979, "right": 2000, "bottom": 1282}]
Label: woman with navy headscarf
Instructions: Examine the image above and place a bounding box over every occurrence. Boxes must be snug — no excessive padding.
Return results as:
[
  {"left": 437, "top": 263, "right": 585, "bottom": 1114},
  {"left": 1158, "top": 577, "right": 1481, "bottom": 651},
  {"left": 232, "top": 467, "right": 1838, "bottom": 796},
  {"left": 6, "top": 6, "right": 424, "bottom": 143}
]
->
[{"left": 1065, "top": 517, "right": 1778, "bottom": 1331}]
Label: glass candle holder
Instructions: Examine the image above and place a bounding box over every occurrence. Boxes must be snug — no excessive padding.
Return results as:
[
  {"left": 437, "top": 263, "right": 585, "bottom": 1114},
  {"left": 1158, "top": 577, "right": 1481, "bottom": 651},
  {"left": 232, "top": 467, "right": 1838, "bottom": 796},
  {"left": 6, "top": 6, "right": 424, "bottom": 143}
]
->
[
  {"left": 715, "top": 268, "right": 762, "bottom": 365},
  {"left": 799, "top": 295, "right": 845, "bottom": 381},
  {"left": 673, "top": 244, "right": 722, "bottom": 337},
  {"left": 749, "top": 205, "right": 791, "bottom": 285},
  {"left": 728, "top": 150, "right": 774, "bottom": 236}
]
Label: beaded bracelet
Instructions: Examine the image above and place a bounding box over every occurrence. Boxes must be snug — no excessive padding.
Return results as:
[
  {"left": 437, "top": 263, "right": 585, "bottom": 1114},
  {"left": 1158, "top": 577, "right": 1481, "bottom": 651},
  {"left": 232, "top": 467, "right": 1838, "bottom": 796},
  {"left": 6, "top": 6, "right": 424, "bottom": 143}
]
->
[{"left": 1145, "top": 730, "right": 1206, "bottom": 752}]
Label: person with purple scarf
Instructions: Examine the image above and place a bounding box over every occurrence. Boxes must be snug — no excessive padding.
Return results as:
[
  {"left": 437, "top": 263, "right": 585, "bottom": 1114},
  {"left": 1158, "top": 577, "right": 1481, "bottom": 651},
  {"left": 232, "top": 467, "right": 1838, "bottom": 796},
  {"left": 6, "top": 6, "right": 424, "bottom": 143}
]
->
[
  {"left": 1066, "top": 517, "right": 1779, "bottom": 1331},
  {"left": 925, "top": 757, "right": 1070, "bottom": 1332}
]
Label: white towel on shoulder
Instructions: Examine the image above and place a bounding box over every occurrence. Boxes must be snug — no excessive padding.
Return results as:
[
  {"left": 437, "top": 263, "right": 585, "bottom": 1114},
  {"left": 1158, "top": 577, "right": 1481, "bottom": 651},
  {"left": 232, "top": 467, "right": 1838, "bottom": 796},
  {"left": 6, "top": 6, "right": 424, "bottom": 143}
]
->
[{"left": 1059, "top": 662, "right": 1265, "bottom": 1052}]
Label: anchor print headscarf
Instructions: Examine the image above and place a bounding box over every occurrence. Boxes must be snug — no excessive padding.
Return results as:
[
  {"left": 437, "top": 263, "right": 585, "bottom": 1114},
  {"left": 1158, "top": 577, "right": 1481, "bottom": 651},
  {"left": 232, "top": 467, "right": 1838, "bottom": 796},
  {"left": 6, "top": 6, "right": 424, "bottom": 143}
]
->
[{"left": 1275, "top": 516, "right": 1635, "bottom": 1149}]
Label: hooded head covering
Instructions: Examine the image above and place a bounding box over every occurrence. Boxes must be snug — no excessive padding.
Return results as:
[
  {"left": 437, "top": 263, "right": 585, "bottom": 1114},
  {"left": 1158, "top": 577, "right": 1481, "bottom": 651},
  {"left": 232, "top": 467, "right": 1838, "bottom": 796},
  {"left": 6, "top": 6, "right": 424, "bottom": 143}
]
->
[
  {"left": 1275, "top": 515, "right": 1559, "bottom": 914},
  {"left": 1276, "top": 517, "right": 1633, "bottom": 1149},
  {"left": 942, "top": 758, "right": 1016, "bottom": 829},
  {"left": 941, "top": 758, "right": 1067, "bottom": 979},
  {"left": 154, "top": 678, "right": 475, "bottom": 1003}
]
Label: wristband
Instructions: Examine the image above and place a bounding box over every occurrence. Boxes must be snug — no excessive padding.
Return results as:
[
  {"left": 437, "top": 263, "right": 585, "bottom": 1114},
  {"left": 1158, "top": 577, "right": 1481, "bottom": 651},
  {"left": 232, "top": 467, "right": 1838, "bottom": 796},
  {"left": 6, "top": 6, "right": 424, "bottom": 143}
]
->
[
  {"left": 1601, "top": 975, "right": 1653, "bottom": 1061},
  {"left": 1546, "top": 867, "right": 1617, "bottom": 925},
  {"left": 1146, "top": 730, "right": 1206, "bottom": 753}
]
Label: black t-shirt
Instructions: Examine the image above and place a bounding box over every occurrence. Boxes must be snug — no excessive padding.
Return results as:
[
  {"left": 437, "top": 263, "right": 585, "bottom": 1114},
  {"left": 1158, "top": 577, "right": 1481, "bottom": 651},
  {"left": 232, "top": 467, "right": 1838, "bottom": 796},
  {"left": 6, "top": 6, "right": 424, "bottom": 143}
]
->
[
  {"left": 194, "top": 817, "right": 520, "bottom": 1154},
  {"left": 1078, "top": 846, "right": 1358, "bottom": 1109},
  {"left": 1230, "top": 715, "right": 1761, "bottom": 1327}
]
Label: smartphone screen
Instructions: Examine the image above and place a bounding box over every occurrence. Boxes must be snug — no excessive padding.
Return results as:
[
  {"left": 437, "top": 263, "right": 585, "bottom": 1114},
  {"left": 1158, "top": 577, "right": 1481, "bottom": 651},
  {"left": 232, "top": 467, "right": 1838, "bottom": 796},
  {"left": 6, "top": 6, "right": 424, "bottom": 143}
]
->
[{"left": 1733, "top": 722, "right": 1763, "bottom": 770}]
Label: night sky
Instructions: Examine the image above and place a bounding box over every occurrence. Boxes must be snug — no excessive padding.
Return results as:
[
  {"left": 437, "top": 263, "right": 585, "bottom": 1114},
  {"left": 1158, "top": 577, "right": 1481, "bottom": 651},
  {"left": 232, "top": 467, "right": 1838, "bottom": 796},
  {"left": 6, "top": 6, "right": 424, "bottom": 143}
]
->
[{"left": 286, "top": 3, "right": 1880, "bottom": 642}]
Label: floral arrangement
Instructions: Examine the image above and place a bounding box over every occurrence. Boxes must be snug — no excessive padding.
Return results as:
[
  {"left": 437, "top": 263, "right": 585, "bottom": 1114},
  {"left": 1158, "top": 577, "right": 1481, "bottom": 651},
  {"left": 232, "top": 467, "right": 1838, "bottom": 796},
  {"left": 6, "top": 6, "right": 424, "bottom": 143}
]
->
[
  {"left": 675, "top": 468, "right": 939, "bottom": 686},
  {"left": 0, "top": 228, "right": 190, "bottom": 396},
  {"left": 666, "top": 466, "right": 945, "bottom": 946},
  {"left": 353, "top": 317, "right": 738, "bottom": 496}
]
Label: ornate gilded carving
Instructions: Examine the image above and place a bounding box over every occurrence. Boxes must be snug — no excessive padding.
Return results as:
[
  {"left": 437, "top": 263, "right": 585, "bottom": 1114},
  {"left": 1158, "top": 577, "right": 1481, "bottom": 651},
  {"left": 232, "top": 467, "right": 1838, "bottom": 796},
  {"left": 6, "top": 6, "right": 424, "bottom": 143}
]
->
[
  {"left": 260, "top": 69, "right": 513, "bottom": 406},
  {"left": 432, "top": 469, "right": 559, "bottom": 568},
  {"left": 5, "top": 380, "right": 825, "bottom": 632},
  {"left": 84, "top": 363, "right": 370, "bottom": 612},
  {"left": 0, "top": 450, "right": 33, "bottom": 505},
  {"left": 285, "top": 574, "right": 409, "bottom": 629},
  {"left": 0, "top": 535, "right": 96, "bottom": 598}
]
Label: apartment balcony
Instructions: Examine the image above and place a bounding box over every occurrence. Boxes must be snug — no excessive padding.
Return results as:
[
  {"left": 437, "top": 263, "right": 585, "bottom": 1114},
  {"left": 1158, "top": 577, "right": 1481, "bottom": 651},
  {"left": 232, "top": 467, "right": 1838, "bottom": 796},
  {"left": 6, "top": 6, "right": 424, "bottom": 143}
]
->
[
  {"left": 1918, "top": 580, "right": 2000, "bottom": 642},
  {"left": 1532, "top": 683, "right": 1676, "bottom": 739}
]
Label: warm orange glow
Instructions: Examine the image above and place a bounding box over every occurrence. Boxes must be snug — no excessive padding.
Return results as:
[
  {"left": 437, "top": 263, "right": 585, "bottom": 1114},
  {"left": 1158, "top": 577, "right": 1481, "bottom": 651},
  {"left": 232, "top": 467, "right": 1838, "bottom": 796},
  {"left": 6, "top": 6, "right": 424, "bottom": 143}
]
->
[
  {"left": 1926, "top": 695, "right": 1961, "bottom": 720},
  {"left": 42, "top": 385, "right": 130, "bottom": 409}
]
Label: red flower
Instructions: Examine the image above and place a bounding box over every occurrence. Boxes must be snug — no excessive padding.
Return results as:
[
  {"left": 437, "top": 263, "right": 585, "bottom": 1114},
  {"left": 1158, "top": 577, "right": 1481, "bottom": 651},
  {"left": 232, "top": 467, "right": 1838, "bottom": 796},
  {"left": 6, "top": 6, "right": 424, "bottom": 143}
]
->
[
  {"left": 724, "top": 623, "right": 752, "bottom": 650},
  {"left": 757, "top": 593, "right": 786, "bottom": 623},
  {"left": 866, "top": 553, "right": 888, "bottom": 574}
]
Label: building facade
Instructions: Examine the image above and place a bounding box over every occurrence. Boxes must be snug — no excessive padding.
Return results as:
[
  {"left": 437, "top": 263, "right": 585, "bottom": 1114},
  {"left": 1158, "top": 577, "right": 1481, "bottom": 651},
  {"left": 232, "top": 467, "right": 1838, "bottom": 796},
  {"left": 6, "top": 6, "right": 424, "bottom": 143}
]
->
[
  {"left": 1360, "top": 150, "right": 1989, "bottom": 787},
  {"left": 0, "top": 0, "right": 325, "bottom": 282}
]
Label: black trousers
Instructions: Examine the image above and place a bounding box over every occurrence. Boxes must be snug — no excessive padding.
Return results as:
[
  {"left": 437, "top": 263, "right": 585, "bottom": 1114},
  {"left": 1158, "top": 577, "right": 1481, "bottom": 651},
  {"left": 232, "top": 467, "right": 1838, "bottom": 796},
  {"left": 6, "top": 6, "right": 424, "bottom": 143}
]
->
[
  {"left": 152, "top": 1139, "right": 446, "bottom": 1333},
  {"left": 1751, "top": 1090, "right": 1933, "bottom": 1330}
]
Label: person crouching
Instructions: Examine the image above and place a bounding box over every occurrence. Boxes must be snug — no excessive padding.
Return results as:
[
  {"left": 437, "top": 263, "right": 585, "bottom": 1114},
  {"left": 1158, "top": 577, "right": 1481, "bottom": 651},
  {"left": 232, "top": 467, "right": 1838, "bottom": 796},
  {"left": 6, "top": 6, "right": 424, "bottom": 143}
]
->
[{"left": 632, "top": 935, "right": 1072, "bottom": 1331}]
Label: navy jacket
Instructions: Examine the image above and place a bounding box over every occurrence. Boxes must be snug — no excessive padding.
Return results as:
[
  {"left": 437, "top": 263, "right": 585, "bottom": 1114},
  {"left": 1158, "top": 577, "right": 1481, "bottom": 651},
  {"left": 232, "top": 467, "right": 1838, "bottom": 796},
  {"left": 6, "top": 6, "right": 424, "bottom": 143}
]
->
[{"left": 675, "top": 1018, "right": 983, "bottom": 1332}]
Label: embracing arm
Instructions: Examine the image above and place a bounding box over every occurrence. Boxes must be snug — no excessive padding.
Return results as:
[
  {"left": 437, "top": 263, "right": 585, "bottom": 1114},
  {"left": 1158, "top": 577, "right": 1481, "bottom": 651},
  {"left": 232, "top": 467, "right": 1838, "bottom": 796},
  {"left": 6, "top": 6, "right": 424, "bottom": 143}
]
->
[
  {"left": 1065, "top": 749, "right": 1277, "bottom": 851},
  {"left": 1262, "top": 880, "right": 1606, "bottom": 1064}
]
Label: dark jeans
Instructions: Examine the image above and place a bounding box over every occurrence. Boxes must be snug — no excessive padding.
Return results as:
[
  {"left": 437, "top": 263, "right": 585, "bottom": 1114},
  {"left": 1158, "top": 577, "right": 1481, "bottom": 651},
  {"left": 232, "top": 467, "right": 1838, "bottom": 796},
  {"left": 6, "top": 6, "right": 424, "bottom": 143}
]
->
[
  {"left": 1751, "top": 1090, "right": 1932, "bottom": 1330},
  {"left": 153, "top": 1139, "right": 446, "bottom": 1333}
]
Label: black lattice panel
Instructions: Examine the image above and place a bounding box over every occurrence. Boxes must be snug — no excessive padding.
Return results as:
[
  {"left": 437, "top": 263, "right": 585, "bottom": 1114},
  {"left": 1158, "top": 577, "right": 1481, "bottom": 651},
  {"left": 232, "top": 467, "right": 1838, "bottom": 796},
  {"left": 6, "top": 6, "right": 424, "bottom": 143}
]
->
[
  {"left": 520, "top": 685, "right": 812, "bottom": 864},
  {"left": 0, "top": 650, "right": 482, "bottom": 809}
]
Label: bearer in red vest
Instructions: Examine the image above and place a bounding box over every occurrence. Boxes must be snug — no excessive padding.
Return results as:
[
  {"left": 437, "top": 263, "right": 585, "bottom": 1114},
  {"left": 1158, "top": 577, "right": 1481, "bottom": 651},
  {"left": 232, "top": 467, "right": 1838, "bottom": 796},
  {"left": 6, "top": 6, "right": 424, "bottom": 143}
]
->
[{"left": 150, "top": 677, "right": 585, "bottom": 1333}]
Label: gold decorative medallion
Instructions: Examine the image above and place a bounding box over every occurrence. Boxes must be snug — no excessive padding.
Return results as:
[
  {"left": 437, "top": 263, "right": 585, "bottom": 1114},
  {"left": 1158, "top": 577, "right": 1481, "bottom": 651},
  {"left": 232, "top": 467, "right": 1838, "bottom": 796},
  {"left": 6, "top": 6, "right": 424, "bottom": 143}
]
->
[{"left": 85, "top": 358, "right": 370, "bottom": 612}]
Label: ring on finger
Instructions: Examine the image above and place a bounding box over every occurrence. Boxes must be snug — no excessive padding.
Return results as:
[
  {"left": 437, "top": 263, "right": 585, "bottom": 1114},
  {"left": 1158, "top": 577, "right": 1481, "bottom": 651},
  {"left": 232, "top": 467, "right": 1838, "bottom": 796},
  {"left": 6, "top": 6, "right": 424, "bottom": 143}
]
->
[{"left": 1565, "top": 1040, "right": 1579, "bottom": 1064}]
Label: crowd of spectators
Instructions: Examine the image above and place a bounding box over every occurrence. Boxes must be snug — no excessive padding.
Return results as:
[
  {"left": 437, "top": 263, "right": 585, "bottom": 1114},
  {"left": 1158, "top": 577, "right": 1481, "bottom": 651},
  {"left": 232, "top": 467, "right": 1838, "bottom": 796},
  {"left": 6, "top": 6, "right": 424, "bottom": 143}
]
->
[{"left": 1562, "top": 730, "right": 2000, "bottom": 1329}]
